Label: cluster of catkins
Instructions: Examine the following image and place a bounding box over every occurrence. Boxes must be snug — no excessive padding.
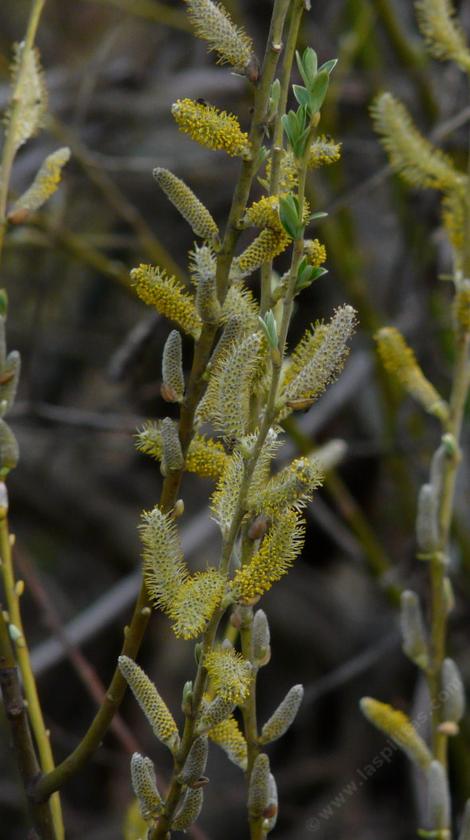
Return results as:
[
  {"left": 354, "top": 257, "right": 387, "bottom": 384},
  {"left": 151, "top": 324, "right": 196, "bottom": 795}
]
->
[{"left": 118, "top": 0, "right": 357, "bottom": 837}]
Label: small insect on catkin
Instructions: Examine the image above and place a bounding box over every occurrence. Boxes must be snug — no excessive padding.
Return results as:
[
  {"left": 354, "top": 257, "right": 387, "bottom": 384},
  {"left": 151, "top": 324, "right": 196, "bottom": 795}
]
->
[
  {"left": 179, "top": 736, "right": 208, "bottom": 785},
  {"left": 153, "top": 168, "right": 219, "bottom": 243},
  {"left": 427, "top": 760, "right": 451, "bottom": 832},
  {"left": 161, "top": 329, "right": 184, "bottom": 403},
  {"left": 441, "top": 657, "right": 465, "bottom": 725},
  {"left": 416, "top": 483, "right": 440, "bottom": 555},
  {"left": 400, "top": 590, "right": 429, "bottom": 670},
  {"left": 248, "top": 754, "right": 271, "bottom": 819},
  {"left": 260, "top": 684, "right": 304, "bottom": 744}
]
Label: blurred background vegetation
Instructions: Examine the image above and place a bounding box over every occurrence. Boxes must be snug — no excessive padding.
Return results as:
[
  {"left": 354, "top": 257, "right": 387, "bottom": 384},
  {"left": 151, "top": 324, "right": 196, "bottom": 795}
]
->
[{"left": 0, "top": 0, "right": 469, "bottom": 837}]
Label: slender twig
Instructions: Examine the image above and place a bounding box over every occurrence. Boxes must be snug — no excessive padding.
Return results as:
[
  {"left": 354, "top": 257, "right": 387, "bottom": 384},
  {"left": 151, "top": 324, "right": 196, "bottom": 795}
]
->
[{"left": 0, "top": 609, "right": 55, "bottom": 840}]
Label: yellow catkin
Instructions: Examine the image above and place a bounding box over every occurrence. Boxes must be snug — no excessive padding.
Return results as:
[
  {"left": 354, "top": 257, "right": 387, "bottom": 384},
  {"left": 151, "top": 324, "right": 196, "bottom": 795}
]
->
[
  {"left": 235, "top": 228, "right": 290, "bottom": 275},
  {"left": 308, "top": 135, "right": 342, "bottom": 168},
  {"left": 119, "top": 656, "right": 180, "bottom": 752},
  {"left": 172, "top": 98, "right": 250, "bottom": 158},
  {"left": 169, "top": 570, "right": 226, "bottom": 639},
  {"left": 208, "top": 715, "right": 248, "bottom": 769},
  {"left": 371, "top": 93, "right": 463, "bottom": 191},
  {"left": 442, "top": 188, "right": 467, "bottom": 253},
  {"left": 140, "top": 505, "right": 188, "bottom": 614},
  {"left": 204, "top": 648, "right": 252, "bottom": 704},
  {"left": 130, "top": 753, "right": 162, "bottom": 822},
  {"left": 8, "top": 44, "right": 47, "bottom": 154},
  {"left": 131, "top": 264, "right": 202, "bottom": 338},
  {"left": 245, "top": 195, "right": 282, "bottom": 229},
  {"left": 304, "top": 238, "right": 327, "bottom": 268},
  {"left": 9, "top": 147, "right": 70, "bottom": 221},
  {"left": 281, "top": 305, "right": 357, "bottom": 409},
  {"left": 184, "top": 0, "right": 254, "bottom": 73},
  {"left": 136, "top": 422, "right": 229, "bottom": 480},
  {"left": 210, "top": 450, "right": 245, "bottom": 536},
  {"left": 231, "top": 509, "right": 305, "bottom": 602},
  {"left": 415, "top": 0, "right": 470, "bottom": 72},
  {"left": 197, "top": 332, "right": 262, "bottom": 438},
  {"left": 375, "top": 327, "right": 449, "bottom": 421},
  {"left": 221, "top": 284, "right": 260, "bottom": 331},
  {"left": 360, "top": 697, "right": 433, "bottom": 769},
  {"left": 248, "top": 456, "right": 324, "bottom": 514},
  {"left": 154, "top": 167, "right": 219, "bottom": 242}
]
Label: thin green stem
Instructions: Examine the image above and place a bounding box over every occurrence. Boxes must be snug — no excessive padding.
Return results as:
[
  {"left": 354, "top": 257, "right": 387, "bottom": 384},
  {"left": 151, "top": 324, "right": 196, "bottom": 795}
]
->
[
  {"left": 260, "top": 0, "right": 304, "bottom": 314},
  {"left": 0, "top": 609, "right": 55, "bottom": 840}
]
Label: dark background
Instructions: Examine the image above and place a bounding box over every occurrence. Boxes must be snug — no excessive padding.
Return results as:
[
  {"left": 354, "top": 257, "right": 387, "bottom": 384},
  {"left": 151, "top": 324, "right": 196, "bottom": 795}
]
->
[{"left": 0, "top": 0, "right": 469, "bottom": 837}]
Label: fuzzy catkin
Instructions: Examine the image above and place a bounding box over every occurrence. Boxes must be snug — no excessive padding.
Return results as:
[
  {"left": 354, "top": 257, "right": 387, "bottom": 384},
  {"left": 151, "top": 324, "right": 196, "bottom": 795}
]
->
[
  {"left": 130, "top": 753, "right": 162, "bottom": 821},
  {"left": 119, "top": 656, "right": 180, "bottom": 752},
  {"left": 204, "top": 648, "right": 252, "bottom": 704},
  {"left": 179, "top": 736, "right": 208, "bottom": 784},
  {"left": 208, "top": 714, "right": 248, "bottom": 769},
  {"left": 415, "top": 0, "right": 470, "bottom": 72},
  {"left": 8, "top": 44, "right": 47, "bottom": 154},
  {"left": 172, "top": 98, "right": 250, "bottom": 157},
  {"left": 169, "top": 569, "right": 226, "bottom": 639},
  {"left": 260, "top": 685, "right": 304, "bottom": 744},
  {"left": 162, "top": 330, "right": 184, "bottom": 403},
  {"left": 131, "top": 264, "right": 202, "bottom": 338},
  {"left": 184, "top": 0, "right": 254, "bottom": 73},
  {"left": 371, "top": 93, "right": 463, "bottom": 191},
  {"left": 153, "top": 168, "right": 219, "bottom": 242},
  {"left": 140, "top": 505, "right": 187, "bottom": 613},
  {"left": 400, "top": 590, "right": 429, "bottom": 670},
  {"left": 360, "top": 697, "right": 432, "bottom": 769},
  {"left": 248, "top": 754, "right": 271, "bottom": 819},
  {"left": 9, "top": 147, "right": 70, "bottom": 221},
  {"left": 172, "top": 788, "right": 204, "bottom": 831}
]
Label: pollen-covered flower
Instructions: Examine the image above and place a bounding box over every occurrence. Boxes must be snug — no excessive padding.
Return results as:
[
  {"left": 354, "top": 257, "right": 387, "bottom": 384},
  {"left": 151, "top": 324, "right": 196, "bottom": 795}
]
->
[
  {"left": 231, "top": 509, "right": 305, "bottom": 602},
  {"left": 208, "top": 714, "right": 248, "bottom": 769},
  {"left": 131, "top": 264, "right": 202, "bottom": 338},
  {"left": 304, "top": 238, "right": 327, "bottom": 268},
  {"left": 371, "top": 93, "right": 463, "bottom": 191},
  {"left": 248, "top": 456, "right": 324, "bottom": 514},
  {"left": 360, "top": 697, "right": 432, "bottom": 769},
  {"left": 169, "top": 569, "right": 226, "bottom": 639},
  {"left": 415, "top": 0, "right": 470, "bottom": 72},
  {"left": 280, "top": 305, "right": 357, "bottom": 411},
  {"left": 234, "top": 228, "right": 290, "bottom": 276},
  {"left": 308, "top": 135, "right": 342, "bottom": 168},
  {"left": 140, "top": 505, "right": 188, "bottom": 613},
  {"left": 136, "top": 422, "right": 229, "bottom": 480},
  {"left": 375, "top": 327, "right": 448, "bottom": 421},
  {"left": 172, "top": 98, "right": 250, "bottom": 158},
  {"left": 204, "top": 647, "right": 252, "bottom": 703},
  {"left": 8, "top": 147, "right": 70, "bottom": 222},
  {"left": 184, "top": 0, "right": 255, "bottom": 74}
]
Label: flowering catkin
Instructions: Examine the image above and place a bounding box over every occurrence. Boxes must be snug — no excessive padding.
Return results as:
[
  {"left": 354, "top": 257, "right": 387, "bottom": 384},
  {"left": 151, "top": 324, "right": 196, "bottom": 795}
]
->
[
  {"left": 231, "top": 510, "right": 305, "bottom": 602},
  {"left": 130, "top": 753, "right": 162, "bottom": 821},
  {"left": 375, "top": 327, "right": 449, "bottom": 422},
  {"left": 7, "top": 44, "right": 47, "bottom": 154},
  {"left": 204, "top": 648, "right": 252, "bottom": 704},
  {"left": 119, "top": 656, "right": 180, "bottom": 752},
  {"left": 208, "top": 714, "right": 248, "bottom": 769},
  {"left": 153, "top": 168, "right": 219, "bottom": 242},
  {"left": 9, "top": 147, "right": 70, "bottom": 222},
  {"left": 371, "top": 93, "right": 463, "bottom": 191},
  {"left": 169, "top": 569, "right": 226, "bottom": 639},
  {"left": 415, "top": 0, "right": 470, "bottom": 72},
  {"left": 140, "top": 505, "right": 188, "bottom": 613},
  {"left": 131, "top": 264, "right": 202, "bottom": 338},
  {"left": 172, "top": 98, "right": 250, "bottom": 158},
  {"left": 184, "top": 0, "right": 254, "bottom": 74},
  {"left": 360, "top": 697, "right": 432, "bottom": 768}
]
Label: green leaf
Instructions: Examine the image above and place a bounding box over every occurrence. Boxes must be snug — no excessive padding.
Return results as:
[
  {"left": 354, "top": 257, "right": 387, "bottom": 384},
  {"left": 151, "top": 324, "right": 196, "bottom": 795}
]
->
[
  {"left": 292, "top": 85, "right": 311, "bottom": 109},
  {"left": 279, "top": 194, "right": 303, "bottom": 239},
  {"left": 318, "top": 58, "right": 338, "bottom": 76},
  {"left": 295, "top": 261, "right": 328, "bottom": 293},
  {"left": 296, "top": 47, "right": 317, "bottom": 88},
  {"left": 309, "top": 70, "right": 330, "bottom": 113},
  {"left": 258, "top": 311, "right": 278, "bottom": 350}
]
